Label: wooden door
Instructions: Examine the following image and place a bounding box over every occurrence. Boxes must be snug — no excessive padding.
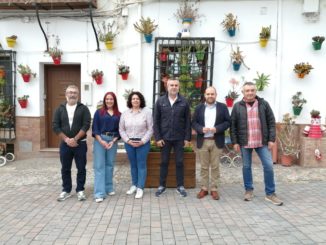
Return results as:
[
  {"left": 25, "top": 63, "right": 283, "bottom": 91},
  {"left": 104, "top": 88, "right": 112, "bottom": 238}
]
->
[{"left": 45, "top": 65, "right": 81, "bottom": 148}]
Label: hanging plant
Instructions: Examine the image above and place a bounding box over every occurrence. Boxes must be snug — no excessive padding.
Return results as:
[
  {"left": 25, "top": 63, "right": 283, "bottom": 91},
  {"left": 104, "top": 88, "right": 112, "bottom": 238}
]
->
[
  {"left": 91, "top": 69, "right": 104, "bottom": 85},
  {"left": 293, "top": 62, "right": 313, "bottom": 78},
  {"left": 17, "top": 64, "right": 36, "bottom": 82},
  {"left": 221, "top": 13, "right": 240, "bottom": 37},
  {"left": 225, "top": 78, "right": 240, "bottom": 107},
  {"left": 133, "top": 17, "right": 158, "bottom": 43},
  {"left": 97, "top": 21, "right": 119, "bottom": 50},
  {"left": 17, "top": 95, "right": 29, "bottom": 109},
  {"left": 291, "top": 92, "right": 306, "bottom": 116},
  {"left": 48, "top": 47, "right": 63, "bottom": 65},
  {"left": 259, "top": 25, "right": 271, "bottom": 48},
  {"left": 312, "top": 36, "right": 324, "bottom": 50},
  {"left": 174, "top": 0, "right": 202, "bottom": 24},
  {"left": 117, "top": 63, "right": 130, "bottom": 80},
  {"left": 230, "top": 46, "right": 249, "bottom": 71},
  {"left": 6, "top": 35, "right": 17, "bottom": 48}
]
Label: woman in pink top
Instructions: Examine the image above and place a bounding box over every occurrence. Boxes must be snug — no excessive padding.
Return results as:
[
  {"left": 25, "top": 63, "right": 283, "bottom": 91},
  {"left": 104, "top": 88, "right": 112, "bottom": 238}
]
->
[{"left": 119, "top": 92, "right": 153, "bottom": 199}]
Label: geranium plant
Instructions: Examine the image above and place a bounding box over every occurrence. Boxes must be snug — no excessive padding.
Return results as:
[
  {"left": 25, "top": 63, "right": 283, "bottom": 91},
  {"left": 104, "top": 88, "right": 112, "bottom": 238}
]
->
[
  {"left": 118, "top": 63, "right": 130, "bottom": 80},
  {"left": 91, "top": 69, "right": 104, "bottom": 85},
  {"left": 225, "top": 78, "right": 240, "bottom": 100},
  {"left": 17, "top": 64, "right": 36, "bottom": 82}
]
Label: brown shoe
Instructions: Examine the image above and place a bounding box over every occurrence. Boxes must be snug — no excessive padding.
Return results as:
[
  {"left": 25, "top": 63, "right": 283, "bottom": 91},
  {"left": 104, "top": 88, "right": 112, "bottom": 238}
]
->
[
  {"left": 211, "top": 191, "right": 220, "bottom": 200},
  {"left": 197, "top": 189, "right": 208, "bottom": 199},
  {"left": 244, "top": 190, "right": 254, "bottom": 201}
]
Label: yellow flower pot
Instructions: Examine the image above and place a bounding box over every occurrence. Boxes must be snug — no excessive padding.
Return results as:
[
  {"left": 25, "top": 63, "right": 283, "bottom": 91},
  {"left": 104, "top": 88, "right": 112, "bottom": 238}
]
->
[
  {"left": 6, "top": 38, "right": 16, "bottom": 48},
  {"left": 259, "top": 38, "right": 268, "bottom": 48},
  {"left": 105, "top": 40, "right": 113, "bottom": 50}
]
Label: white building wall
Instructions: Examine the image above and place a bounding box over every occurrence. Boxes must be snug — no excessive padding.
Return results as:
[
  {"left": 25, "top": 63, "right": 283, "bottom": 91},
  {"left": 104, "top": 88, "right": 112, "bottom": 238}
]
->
[{"left": 1, "top": 0, "right": 325, "bottom": 123}]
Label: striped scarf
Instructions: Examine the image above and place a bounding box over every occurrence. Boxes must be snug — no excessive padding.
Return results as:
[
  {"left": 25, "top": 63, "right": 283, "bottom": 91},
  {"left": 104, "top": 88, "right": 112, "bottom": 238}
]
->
[{"left": 244, "top": 99, "right": 263, "bottom": 148}]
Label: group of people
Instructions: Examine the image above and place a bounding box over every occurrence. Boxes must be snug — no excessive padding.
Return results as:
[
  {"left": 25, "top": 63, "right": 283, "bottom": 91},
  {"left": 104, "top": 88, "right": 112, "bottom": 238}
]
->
[{"left": 52, "top": 78, "right": 283, "bottom": 206}]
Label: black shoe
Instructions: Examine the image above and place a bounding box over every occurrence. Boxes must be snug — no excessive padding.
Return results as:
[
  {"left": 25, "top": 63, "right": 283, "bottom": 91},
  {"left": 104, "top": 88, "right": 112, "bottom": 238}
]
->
[
  {"left": 176, "top": 186, "right": 187, "bottom": 197},
  {"left": 155, "top": 186, "right": 166, "bottom": 197}
]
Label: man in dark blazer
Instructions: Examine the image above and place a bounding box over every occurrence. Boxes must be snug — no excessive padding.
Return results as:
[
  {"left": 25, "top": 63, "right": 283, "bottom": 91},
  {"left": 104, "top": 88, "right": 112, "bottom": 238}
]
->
[{"left": 192, "top": 86, "right": 231, "bottom": 200}]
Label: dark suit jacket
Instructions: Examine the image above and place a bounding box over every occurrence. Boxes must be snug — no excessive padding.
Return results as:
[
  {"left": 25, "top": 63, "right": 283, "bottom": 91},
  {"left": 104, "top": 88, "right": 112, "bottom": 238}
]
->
[{"left": 192, "top": 102, "right": 231, "bottom": 149}]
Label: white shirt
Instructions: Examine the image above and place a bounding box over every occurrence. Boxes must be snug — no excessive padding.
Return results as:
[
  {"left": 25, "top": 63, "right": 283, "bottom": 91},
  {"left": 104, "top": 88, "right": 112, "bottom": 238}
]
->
[
  {"left": 204, "top": 102, "right": 216, "bottom": 138},
  {"left": 168, "top": 95, "right": 178, "bottom": 106},
  {"left": 66, "top": 104, "right": 77, "bottom": 129}
]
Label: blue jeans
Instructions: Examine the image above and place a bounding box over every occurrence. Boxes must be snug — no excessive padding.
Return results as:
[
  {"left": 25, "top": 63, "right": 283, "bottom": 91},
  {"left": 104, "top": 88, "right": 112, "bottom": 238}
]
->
[
  {"left": 240, "top": 146, "right": 275, "bottom": 195},
  {"left": 60, "top": 141, "right": 87, "bottom": 193},
  {"left": 125, "top": 141, "right": 150, "bottom": 189},
  {"left": 93, "top": 135, "right": 118, "bottom": 198}
]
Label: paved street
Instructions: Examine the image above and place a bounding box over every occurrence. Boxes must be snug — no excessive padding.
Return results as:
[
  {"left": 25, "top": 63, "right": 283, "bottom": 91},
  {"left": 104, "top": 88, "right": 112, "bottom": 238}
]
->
[{"left": 0, "top": 158, "right": 326, "bottom": 244}]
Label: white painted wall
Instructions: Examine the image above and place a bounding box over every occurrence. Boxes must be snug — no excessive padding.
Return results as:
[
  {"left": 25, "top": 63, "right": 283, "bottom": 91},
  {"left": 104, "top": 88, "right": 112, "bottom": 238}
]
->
[{"left": 1, "top": 0, "right": 325, "bottom": 123}]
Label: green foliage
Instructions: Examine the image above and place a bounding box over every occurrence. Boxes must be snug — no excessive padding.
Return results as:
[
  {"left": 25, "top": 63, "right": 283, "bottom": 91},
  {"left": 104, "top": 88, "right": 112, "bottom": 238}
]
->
[
  {"left": 312, "top": 36, "right": 325, "bottom": 44},
  {"left": 17, "top": 64, "right": 36, "bottom": 77},
  {"left": 293, "top": 62, "right": 313, "bottom": 75},
  {"left": 17, "top": 95, "right": 29, "bottom": 101},
  {"left": 221, "top": 13, "right": 240, "bottom": 31},
  {"left": 292, "top": 92, "right": 306, "bottom": 108},
  {"left": 97, "top": 21, "right": 119, "bottom": 42},
  {"left": 48, "top": 47, "right": 63, "bottom": 58},
  {"left": 259, "top": 25, "right": 271, "bottom": 39},
  {"left": 91, "top": 69, "right": 103, "bottom": 79},
  {"left": 133, "top": 17, "right": 158, "bottom": 35},
  {"left": 253, "top": 72, "right": 270, "bottom": 91}
]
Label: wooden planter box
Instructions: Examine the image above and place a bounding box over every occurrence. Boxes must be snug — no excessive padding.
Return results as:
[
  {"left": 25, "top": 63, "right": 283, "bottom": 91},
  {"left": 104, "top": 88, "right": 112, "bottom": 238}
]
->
[{"left": 145, "top": 152, "right": 196, "bottom": 188}]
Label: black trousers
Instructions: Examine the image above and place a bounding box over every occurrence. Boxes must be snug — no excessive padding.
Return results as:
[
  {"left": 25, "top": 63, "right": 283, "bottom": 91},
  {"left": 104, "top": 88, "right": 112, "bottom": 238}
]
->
[
  {"left": 159, "top": 140, "right": 184, "bottom": 187},
  {"left": 59, "top": 141, "right": 87, "bottom": 193}
]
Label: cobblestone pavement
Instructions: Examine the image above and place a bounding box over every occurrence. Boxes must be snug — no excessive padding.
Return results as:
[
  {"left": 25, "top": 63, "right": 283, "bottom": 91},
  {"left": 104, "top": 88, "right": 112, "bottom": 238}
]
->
[{"left": 0, "top": 158, "right": 326, "bottom": 244}]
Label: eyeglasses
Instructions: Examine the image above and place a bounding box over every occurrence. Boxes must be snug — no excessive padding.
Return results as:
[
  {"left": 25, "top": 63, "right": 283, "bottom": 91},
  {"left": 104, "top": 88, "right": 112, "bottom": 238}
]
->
[{"left": 66, "top": 91, "right": 78, "bottom": 95}]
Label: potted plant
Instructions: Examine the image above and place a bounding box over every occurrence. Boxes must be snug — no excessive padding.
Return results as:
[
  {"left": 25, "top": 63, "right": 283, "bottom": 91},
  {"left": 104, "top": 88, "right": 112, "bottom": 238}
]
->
[
  {"left": 6, "top": 35, "right": 17, "bottom": 48},
  {"left": 277, "top": 113, "right": 300, "bottom": 166},
  {"left": 97, "top": 21, "right": 119, "bottom": 50},
  {"left": 312, "top": 36, "right": 325, "bottom": 50},
  {"left": 259, "top": 25, "right": 271, "bottom": 48},
  {"left": 91, "top": 69, "right": 104, "bottom": 85},
  {"left": 17, "top": 64, "right": 36, "bottom": 83},
  {"left": 48, "top": 47, "right": 63, "bottom": 65},
  {"left": 158, "top": 48, "right": 169, "bottom": 62},
  {"left": 221, "top": 13, "right": 240, "bottom": 37},
  {"left": 17, "top": 95, "right": 29, "bottom": 109},
  {"left": 118, "top": 64, "right": 130, "bottom": 80},
  {"left": 174, "top": 0, "right": 201, "bottom": 24},
  {"left": 195, "top": 41, "right": 206, "bottom": 64},
  {"left": 230, "top": 46, "right": 249, "bottom": 71},
  {"left": 225, "top": 78, "right": 240, "bottom": 107},
  {"left": 253, "top": 72, "right": 270, "bottom": 91},
  {"left": 293, "top": 62, "right": 313, "bottom": 78},
  {"left": 133, "top": 17, "right": 158, "bottom": 43},
  {"left": 291, "top": 92, "right": 306, "bottom": 116},
  {"left": 0, "top": 66, "right": 6, "bottom": 86},
  {"left": 192, "top": 71, "right": 203, "bottom": 89},
  {"left": 179, "top": 46, "right": 191, "bottom": 74}
]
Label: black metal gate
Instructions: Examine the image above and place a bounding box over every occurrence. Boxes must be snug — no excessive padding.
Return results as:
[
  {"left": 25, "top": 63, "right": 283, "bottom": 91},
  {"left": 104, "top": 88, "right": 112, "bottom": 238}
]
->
[{"left": 153, "top": 37, "right": 215, "bottom": 113}]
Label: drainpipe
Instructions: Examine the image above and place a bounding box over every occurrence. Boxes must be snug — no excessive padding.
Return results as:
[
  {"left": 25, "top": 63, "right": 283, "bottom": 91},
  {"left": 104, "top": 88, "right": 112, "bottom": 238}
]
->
[{"left": 274, "top": 0, "right": 283, "bottom": 122}]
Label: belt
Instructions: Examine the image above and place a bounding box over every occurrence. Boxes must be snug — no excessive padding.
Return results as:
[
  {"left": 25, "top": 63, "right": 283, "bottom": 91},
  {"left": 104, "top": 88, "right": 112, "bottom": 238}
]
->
[
  {"left": 129, "top": 137, "right": 141, "bottom": 141},
  {"left": 204, "top": 137, "right": 215, "bottom": 140},
  {"left": 102, "top": 132, "right": 117, "bottom": 137}
]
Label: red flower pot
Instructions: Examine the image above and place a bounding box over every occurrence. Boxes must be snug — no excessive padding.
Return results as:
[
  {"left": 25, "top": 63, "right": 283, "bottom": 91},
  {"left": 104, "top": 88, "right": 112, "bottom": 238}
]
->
[
  {"left": 159, "top": 52, "right": 167, "bottom": 62},
  {"left": 121, "top": 73, "right": 129, "bottom": 80},
  {"left": 52, "top": 56, "right": 61, "bottom": 65},
  {"left": 94, "top": 76, "right": 103, "bottom": 85},
  {"left": 22, "top": 74, "right": 31, "bottom": 83},
  {"left": 18, "top": 99, "right": 28, "bottom": 109},
  {"left": 195, "top": 78, "right": 203, "bottom": 88},
  {"left": 225, "top": 98, "right": 234, "bottom": 107}
]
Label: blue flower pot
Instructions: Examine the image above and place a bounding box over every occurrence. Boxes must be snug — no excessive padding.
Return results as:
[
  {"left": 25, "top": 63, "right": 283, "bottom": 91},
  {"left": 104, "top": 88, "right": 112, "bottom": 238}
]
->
[
  {"left": 227, "top": 28, "right": 236, "bottom": 37},
  {"left": 144, "top": 34, "right": 153, "bottom": 43},
  {"left": 233, "top": 62, "right": 241, "bottom": 71}
]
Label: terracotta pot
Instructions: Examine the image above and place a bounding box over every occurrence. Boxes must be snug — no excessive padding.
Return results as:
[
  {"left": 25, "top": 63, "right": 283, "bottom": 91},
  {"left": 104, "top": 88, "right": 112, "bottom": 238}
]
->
[
  {"left": 52, "top": 56, "right": 61, "bottom": 65},
  {"left": 121, "top": 73, "right": 129, "bottom": 80},
  {"left": 225, "top": 98, "right": 234, "bottom": 107},
  {"left": 281, "top": 154, "right": 293, "bottom": 166},
  {"left": 94, "top": 76, "right": 103, "bottom": 85},
  {"left": 18, "top": 99, "right": 28, "bottom": 109},
  {"left": 105, "top": 40, "right": 113, "bottom": 50},
  {"left": 22, "top": 74, "right": 31, "bottom": 83},
  {"left": 297, "top": 73, "right": 305, "bottom": 79},
  {"left": 259, "top": 38, "right": 268, "bottom": 48}
]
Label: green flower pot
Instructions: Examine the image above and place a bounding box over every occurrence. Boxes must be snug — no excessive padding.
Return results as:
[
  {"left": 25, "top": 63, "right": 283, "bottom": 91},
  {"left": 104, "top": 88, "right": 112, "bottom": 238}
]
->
[
  {"left": 312, "top": 41, "right": 322, "bottom": 50},
  {"left": 293, "top": 107, "right": 302, "bottom": 116}
]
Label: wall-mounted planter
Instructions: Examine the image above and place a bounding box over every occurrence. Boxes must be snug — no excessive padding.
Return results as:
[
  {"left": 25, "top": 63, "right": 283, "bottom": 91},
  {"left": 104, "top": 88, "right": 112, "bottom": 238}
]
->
[
  {"left": 105, "top": 40, "right": 113, "bottom": 50},
  {"left": 144, "top": 34, "right": 153, "bottom": 43},
  {"left": 194, "top": 78, "right": 203, "bottom": 88},
  {"left": 293, "top": 107, "right": 302, "bottom": 116},
  {"left": 95, "top": 76, "right": 103, "bottom": 85},
  {"left": 232, "top": 62, "right": 241, "bottom": 71},
  {"left": 52, "top": 56, "right": 61, "bottom": 65},
  {"left": 120, "top": 73, "right": 129, "bottom": 80},
  {"left": 22, "top": 74, "right": 31, "bottom": 83},
  {"left": 227, "top": 28, "right": 236, "bottom": 37},
  {"left": 259, "top": 38, "right": 268, "bottom": 48},
  {"left": 18, "top": 99, "right": 28, "bottom": 109},
  {"left": 225, "top": 98, "right": 234, "bottom": 107},
  {"left": 312, "top": 42, "right": 322, "bottom": 50},
  {"left": 6, "top": 37, "right": 17, "bottom": 48}
]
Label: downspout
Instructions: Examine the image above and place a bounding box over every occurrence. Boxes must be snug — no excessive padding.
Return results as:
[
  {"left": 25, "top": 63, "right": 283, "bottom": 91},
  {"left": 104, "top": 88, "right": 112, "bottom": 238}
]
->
[
  {"left": 89, "top": 0, "right": 100, "bottom": 51},
  {"left": 34, "top": 3, "right": 49, "bottom": 52},
  {"left": 274, "top": 0, "right": 283, "bottom": 122}
]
